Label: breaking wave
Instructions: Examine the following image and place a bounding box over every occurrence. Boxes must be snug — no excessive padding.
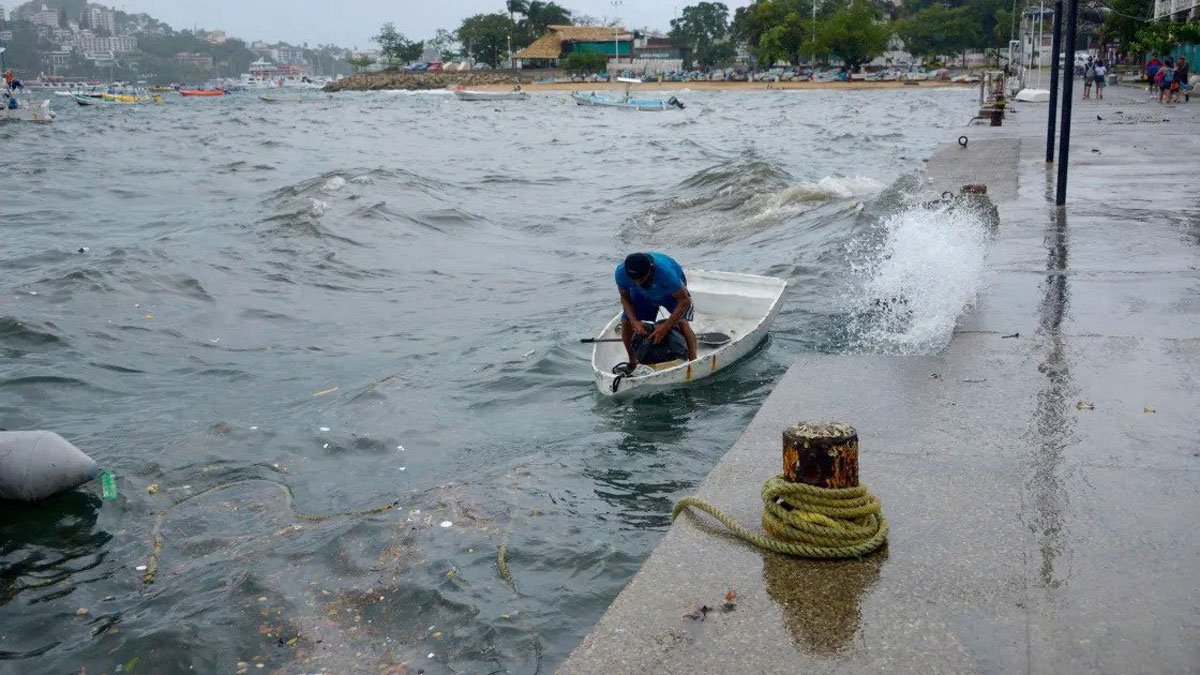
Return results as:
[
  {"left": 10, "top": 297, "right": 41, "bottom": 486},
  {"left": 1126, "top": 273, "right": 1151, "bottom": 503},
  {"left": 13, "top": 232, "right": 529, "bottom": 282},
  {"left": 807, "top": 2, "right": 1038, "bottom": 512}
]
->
[
  {"left": 623, "top": 159, "right": 880, "bottom": 244},
  {"left": 845, "top": 182, "right": 994, "bottom": 353}
]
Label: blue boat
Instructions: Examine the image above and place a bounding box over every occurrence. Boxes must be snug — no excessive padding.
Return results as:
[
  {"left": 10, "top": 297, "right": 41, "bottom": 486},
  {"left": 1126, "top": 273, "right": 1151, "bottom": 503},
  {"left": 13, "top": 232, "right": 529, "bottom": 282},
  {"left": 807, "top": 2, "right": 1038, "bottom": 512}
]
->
[{"left": 571, "top": 91, "right": 684, "bottom": 111}]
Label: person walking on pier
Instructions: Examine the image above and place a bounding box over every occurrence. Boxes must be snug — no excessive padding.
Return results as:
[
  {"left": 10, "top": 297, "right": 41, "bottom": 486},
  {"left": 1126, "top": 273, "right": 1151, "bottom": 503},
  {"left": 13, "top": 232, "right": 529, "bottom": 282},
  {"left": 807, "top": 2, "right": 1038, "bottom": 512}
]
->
[
  {"left": 1174, "top": 57, "right": 1189, "bottom": 103},
  {"left": 1083, "top": 58, "right": 1095, "bottom": 99},
  {"left": 1094, "top": 60, "right": 1107, "bottom": 99},
  {"left": 614, "top": 252, "right": 698, "bottom": 369},
  {"left": 1157, "top": 59, "right": 1174, "bottom": 103}
]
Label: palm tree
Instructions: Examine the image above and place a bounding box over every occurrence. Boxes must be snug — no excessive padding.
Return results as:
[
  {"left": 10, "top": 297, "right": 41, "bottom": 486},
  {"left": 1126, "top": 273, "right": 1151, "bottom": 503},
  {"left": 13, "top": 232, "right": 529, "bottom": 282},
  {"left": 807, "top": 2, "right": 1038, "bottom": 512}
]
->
[{"left": 507, "top": 0, "right": 530, "bottom": 22}]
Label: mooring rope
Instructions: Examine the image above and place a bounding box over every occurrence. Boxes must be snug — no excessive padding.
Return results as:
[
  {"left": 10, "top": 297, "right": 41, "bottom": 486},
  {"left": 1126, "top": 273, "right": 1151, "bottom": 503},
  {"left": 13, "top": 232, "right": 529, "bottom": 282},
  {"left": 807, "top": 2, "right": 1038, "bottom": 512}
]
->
[
  {"left": 143, "top": 478, "right": 400, "bottom": 585},
  {"left": 672, "top": 475, "right": 888, "bottom": 559}
]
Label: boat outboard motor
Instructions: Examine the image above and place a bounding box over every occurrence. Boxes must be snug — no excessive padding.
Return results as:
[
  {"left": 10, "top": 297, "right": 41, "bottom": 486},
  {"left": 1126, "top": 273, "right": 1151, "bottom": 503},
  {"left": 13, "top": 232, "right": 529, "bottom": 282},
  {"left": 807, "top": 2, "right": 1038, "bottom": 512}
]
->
[
  {"left": 668, "top": 96, "right": 685, "bottom": 109},
  {"left": 0, "top": 431, "right": 99, "bottom": 501}
]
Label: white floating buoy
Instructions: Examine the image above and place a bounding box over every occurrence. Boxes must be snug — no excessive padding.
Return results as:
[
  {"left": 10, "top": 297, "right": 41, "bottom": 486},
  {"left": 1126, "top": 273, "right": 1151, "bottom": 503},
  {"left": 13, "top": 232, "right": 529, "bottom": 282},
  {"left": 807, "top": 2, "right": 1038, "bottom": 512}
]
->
[{"left": 0, "top": 431, "right": 99, "bottom": 501}]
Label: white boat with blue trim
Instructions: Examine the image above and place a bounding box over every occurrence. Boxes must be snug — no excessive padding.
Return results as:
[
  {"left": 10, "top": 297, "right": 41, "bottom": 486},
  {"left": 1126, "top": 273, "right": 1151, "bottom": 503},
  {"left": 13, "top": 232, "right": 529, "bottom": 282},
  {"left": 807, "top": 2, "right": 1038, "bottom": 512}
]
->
[
  {"left": 590, "top": 270, "right": 787, "bottom": 396},
  {"left": 571, "top": 91, "right": 685, "bottom": 111}
]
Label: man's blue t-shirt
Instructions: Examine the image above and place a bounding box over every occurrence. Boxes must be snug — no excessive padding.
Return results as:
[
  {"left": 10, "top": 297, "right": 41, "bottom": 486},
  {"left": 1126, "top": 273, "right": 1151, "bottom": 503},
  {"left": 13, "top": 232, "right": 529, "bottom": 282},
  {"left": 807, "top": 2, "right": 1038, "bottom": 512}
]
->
[{"left": 615, "top": 253, "right": 687, "bottom": 319}]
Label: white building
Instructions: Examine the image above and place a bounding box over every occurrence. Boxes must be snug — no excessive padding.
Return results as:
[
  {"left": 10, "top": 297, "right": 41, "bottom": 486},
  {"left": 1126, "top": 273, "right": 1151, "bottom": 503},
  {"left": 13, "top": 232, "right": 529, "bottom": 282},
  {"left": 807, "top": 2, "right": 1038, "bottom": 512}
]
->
[
  {"left": 0, "top": 6, "right": 7, "bottom": 22},
  {"left": 85, "top": 5, "right": 116, "bottom": 34},
  {"left": 70, "top": 33, "right": 137, "bottom": 54},
  {"left": 29, "top": 4, "right": 60, "bottom": 28},
  {"left": 1154, "top": 0, "right": 1200, "bottom": 19}
]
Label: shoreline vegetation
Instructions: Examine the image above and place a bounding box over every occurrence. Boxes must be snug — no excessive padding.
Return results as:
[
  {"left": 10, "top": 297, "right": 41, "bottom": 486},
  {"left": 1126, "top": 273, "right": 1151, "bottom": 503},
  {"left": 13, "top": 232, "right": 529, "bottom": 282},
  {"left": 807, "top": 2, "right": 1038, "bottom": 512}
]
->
[{"left": 324, "top": 71, "right": 964, "bottom": 93}]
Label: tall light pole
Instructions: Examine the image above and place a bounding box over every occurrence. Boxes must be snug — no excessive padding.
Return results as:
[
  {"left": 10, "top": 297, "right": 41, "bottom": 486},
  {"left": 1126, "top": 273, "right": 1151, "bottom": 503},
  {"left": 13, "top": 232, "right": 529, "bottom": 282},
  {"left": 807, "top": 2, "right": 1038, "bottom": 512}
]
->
[{"left": 611, "top": 0, "right": 622, "bottom": 78}]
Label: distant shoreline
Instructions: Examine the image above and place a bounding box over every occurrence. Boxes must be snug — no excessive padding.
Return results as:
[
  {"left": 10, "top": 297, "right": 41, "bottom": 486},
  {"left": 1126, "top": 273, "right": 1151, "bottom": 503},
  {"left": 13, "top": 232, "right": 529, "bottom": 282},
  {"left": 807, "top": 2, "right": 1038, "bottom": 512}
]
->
[
  {"left": 471, "top": 80, "right": 963, "bottom": 93},
  {"left": 326, "top": 71, "right": 967, "bottom": 94}
]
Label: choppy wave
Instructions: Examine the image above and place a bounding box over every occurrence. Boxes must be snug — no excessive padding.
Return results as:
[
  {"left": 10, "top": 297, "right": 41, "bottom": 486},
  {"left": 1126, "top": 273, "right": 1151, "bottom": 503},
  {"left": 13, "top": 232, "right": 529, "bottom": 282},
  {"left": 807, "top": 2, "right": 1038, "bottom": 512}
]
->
[{"left": 623, "top": 158, "right": 880, "bottom": 244}]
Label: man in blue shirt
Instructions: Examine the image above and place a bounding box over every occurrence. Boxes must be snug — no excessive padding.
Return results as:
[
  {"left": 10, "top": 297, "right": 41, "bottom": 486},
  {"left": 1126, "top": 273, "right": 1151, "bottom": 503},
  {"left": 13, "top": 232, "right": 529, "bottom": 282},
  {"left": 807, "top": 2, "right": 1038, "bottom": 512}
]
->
[{"left": 614, "top": 252, "right": 697, "bottom": 367}]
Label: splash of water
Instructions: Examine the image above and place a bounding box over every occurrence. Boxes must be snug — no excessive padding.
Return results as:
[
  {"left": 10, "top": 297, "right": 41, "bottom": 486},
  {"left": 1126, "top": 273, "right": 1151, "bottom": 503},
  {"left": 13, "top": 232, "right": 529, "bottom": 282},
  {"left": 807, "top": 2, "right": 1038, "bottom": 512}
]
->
[{"left": 847, "top": 195, "right": 993, "bottom": 354}]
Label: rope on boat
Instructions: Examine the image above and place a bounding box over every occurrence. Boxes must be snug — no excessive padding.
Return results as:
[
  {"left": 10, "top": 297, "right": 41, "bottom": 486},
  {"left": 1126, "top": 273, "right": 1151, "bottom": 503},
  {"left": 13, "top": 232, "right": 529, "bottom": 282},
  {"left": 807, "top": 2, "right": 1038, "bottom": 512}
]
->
[
  {"left": 142, "top": 478, "right": 400, "bottom": 585},
  {"left": 672, "top": 475, "right": 888, "bottom": 559}
]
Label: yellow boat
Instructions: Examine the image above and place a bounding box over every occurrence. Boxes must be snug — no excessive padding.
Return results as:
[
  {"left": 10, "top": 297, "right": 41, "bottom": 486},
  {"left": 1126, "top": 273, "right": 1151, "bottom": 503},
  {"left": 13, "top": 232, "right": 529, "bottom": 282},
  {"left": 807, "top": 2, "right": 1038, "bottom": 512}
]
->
[{"left": 102, "top": 93, "right": 140, "bottom": 103}]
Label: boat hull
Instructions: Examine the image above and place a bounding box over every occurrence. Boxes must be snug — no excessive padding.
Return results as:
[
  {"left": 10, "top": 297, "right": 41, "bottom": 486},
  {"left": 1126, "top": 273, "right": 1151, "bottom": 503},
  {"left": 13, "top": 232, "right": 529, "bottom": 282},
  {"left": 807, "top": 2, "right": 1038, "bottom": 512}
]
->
[
  {"left": 453, "top": 90, "right": 528, "bottom": 101},
  {"left": 591, "top": 270, "right": 787, "bottom": 396},
  {"left": 1, "top": 101, "right": 56, "bottom": 122},
  {"left": 571, "top": 91, "right": 678, "bottom": 111},
  {"left": 179, "top": 90, "right": 225, "bottom": 97}
]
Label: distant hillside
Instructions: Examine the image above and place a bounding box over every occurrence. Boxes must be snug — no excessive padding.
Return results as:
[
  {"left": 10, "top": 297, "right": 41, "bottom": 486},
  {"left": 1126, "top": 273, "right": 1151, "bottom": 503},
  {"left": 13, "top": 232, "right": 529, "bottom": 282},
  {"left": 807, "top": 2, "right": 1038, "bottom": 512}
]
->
[{"left": 14, "top": 0, "right": 88, "bottom": 19}]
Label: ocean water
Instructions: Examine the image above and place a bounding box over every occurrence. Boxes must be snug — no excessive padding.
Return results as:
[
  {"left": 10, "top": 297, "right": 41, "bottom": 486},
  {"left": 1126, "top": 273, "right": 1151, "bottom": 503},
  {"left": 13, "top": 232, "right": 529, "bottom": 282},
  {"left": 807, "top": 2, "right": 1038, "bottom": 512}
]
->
[{"left": 0, "top": 87, "right": 986, "bottom": 674}]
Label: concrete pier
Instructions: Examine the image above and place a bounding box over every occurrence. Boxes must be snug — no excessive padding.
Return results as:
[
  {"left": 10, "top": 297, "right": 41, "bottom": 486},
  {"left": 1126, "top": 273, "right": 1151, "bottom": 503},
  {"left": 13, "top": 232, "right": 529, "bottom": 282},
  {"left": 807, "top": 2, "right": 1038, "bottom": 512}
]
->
[{"left": 559, "top": 87, "right": 1200, "bottom": 674}]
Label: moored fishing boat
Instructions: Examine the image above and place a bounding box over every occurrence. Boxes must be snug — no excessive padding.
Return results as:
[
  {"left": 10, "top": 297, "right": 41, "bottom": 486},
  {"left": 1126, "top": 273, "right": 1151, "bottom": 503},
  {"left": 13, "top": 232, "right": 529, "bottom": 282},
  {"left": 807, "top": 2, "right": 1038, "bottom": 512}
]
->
[
  {"left": 179, "top": 89, "right": 225, "bottom": 97},
  {"left": 571, "top": 91, "right": 684, "bottom": 111},
  {"left": 589, "top": 270, "right": 787, "bottom": 396},
  {"left": 453, "top": 89, "right": 529, "bottom": 102},
  {"left": 73, "top": 93, "right": 96, "bottom": 106},
  {"left": 1, "top": 98, "right": 56, "bottom": 122},
  {"left": 102, "top": 92, "right": 140, "bottom": 102}
]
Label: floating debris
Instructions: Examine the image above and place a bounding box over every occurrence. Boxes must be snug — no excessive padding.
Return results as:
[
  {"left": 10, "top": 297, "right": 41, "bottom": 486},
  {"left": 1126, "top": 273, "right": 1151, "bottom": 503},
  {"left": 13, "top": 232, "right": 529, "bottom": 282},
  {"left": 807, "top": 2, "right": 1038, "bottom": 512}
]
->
[
  {"left": 439, "top": 521, "right": 453, "bottom": 528},
  {"left": 147, "top": 483, "right": 158, "bottom": 495},
  {"left": 1143, "top": 406, "right": 1156, "bottom": 414},
  {"left": 313, "top": 387, "right": 340, "bottom": 397},
  {"left": 318, "top": 427, "right": 331, "bottom": 432},
  {"left": 1076, "top": 401, "right": 1095, "bottom": 411}
]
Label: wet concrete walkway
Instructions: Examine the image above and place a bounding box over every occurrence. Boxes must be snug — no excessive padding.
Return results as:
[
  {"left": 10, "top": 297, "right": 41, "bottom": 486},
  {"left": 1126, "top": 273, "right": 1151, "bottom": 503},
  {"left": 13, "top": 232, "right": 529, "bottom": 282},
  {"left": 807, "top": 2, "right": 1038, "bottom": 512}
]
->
[{"left": 559, "top": 87, "right": 1200, "bottom": 674}]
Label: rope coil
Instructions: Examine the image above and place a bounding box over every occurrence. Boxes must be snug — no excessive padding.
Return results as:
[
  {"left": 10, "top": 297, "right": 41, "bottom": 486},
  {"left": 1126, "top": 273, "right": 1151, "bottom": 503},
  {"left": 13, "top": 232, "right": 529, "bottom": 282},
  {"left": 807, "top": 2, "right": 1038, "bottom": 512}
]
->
[{"left": 672, "top": 475, "right": 888, "bottom": 559}]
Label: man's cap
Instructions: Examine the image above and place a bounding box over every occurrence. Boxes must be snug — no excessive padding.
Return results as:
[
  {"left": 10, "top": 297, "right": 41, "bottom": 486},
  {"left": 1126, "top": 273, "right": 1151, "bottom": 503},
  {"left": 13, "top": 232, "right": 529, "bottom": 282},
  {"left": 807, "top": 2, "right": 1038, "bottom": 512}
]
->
[{"left": 624, "top": 253, "right": 653, "bottom": 280}]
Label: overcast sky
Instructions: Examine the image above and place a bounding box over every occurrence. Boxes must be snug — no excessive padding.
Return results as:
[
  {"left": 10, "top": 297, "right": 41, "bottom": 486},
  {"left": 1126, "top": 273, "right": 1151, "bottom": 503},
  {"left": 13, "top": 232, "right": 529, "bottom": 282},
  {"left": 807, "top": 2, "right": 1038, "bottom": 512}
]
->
[{"left": 112, "top": 1, "right": 754, "bottom": 49}]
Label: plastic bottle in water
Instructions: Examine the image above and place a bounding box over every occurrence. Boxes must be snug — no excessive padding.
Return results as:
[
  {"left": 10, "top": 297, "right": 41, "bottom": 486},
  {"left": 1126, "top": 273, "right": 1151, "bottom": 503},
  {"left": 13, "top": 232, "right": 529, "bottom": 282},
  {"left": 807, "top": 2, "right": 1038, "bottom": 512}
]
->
[{"left": 100, "top": 471, "right": 118, "bottom": 501}]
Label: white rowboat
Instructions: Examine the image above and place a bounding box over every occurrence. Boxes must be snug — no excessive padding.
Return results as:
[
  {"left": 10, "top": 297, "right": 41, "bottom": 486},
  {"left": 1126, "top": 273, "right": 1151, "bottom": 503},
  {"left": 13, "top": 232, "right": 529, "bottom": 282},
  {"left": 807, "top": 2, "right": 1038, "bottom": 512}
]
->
[
  {"left": 453, "top": 90, "right": 529, "bottom": 102},
  {"left": 591, "top": 270, "right": 787, "bottom": 396}
]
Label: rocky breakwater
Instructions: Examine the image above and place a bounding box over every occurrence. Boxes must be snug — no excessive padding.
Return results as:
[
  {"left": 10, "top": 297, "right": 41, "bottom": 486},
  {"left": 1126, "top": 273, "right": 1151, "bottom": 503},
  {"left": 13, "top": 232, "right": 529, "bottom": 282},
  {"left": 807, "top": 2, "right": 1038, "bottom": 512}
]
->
[{"left": 325, "top": 71, "right": 531, "bottom": 92}]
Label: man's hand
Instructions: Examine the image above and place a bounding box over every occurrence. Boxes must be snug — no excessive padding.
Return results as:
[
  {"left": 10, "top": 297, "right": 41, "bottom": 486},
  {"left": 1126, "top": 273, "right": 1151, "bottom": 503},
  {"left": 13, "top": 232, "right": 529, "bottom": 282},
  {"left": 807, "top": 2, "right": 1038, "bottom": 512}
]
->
[
  {"left": 632, "top": 321, "right": 649, "bottom": 338},
  {"left": 650, "top": 322, "right": 671, "bottom": 344}
]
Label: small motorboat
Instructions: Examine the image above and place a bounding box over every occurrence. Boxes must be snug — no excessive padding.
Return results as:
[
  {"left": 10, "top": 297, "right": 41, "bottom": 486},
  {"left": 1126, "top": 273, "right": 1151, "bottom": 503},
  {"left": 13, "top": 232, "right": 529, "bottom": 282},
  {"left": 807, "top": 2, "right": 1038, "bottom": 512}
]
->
[
  {"left": 571, "top": 91, "right": 684, "bottom": 111},
  {"left": 102, "top": 92, "right": 140, "bottom": 102},
  {"left": 1, "top": 98, "right": 56, "bottom": 122},
  {"left": 453, "top": 89, "right": 529, "bottom": 102},
  {"left": 73, "top": 93, "right": 96, "bottom": 106},
  {"left": 179, "top": 89, "right": 225, "bottom": 97},
  {"left": 589, "top": 270, "right": 787, "bottom": 396}
]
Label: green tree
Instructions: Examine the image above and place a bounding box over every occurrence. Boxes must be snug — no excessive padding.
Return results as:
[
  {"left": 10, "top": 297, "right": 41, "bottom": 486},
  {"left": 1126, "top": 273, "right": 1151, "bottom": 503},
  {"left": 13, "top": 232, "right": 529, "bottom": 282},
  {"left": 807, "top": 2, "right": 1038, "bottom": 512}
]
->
[
  {"left": 817, "top": 0, "right": 891, "bottom": 70},
  {"left": 372, "top": 22, "right": 423, "bottom": 67},
  {"left": 429, "top": 28, "right": 461, "bottom": 61},
  {"left": 756, "top": 11, "right": 808, "bottom": 65},
  {"left": 1103, "top": 0, "right": 1153, "bottom": 52},
  {"left": 671, "top": 2, "right": 732, "bottom": 67},
  {"left": 457, "top": 13, "right": 517, "bottom": 67},
  {"left": 564, "top": 51, "right": 607, "bottom": 73},
  {"left": 896, "top": 5, "right": 978, "bottom": 61},
  {"left": 1130, "top": 20, "right": 1200, "bottom": 58},
  {"left": 348, "top": 55, "right": 375, "bottom": 72},
  {"left": 519, "top": 1, "right": 573, "bottom": 45}
]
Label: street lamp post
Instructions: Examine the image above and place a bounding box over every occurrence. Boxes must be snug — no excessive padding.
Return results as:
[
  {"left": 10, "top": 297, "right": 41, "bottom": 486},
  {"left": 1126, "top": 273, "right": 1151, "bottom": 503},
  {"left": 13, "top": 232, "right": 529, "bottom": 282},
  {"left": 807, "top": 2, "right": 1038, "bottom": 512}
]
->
[{"left": 611, "top": 0, "right": 622, "bottom": 79}]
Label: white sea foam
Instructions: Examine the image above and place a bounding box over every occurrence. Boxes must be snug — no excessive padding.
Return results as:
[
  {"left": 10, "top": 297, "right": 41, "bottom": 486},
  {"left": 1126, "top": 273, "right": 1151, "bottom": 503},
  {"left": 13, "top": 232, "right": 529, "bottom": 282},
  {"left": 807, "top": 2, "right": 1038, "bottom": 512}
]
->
[
  {"left": 848, "top": 197, "right": 992, "bottom": 354},
  {"left": 321, "top": 176, "right": 347, "bottom": 193}
]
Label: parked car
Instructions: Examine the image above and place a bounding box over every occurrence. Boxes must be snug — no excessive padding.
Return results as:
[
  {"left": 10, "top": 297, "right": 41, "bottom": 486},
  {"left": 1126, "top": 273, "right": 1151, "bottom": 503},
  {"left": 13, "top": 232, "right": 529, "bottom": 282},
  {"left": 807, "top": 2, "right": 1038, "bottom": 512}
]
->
[{"left": 426, "top": 61, "right": 443, "bottom": 73}]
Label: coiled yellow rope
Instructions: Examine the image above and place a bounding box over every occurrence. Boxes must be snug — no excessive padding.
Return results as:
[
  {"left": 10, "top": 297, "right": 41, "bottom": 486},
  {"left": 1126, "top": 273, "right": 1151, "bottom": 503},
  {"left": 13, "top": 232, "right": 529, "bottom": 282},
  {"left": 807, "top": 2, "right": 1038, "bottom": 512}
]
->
[{"left": 672, "top": 475, "right": 888, "bottom": 559}]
